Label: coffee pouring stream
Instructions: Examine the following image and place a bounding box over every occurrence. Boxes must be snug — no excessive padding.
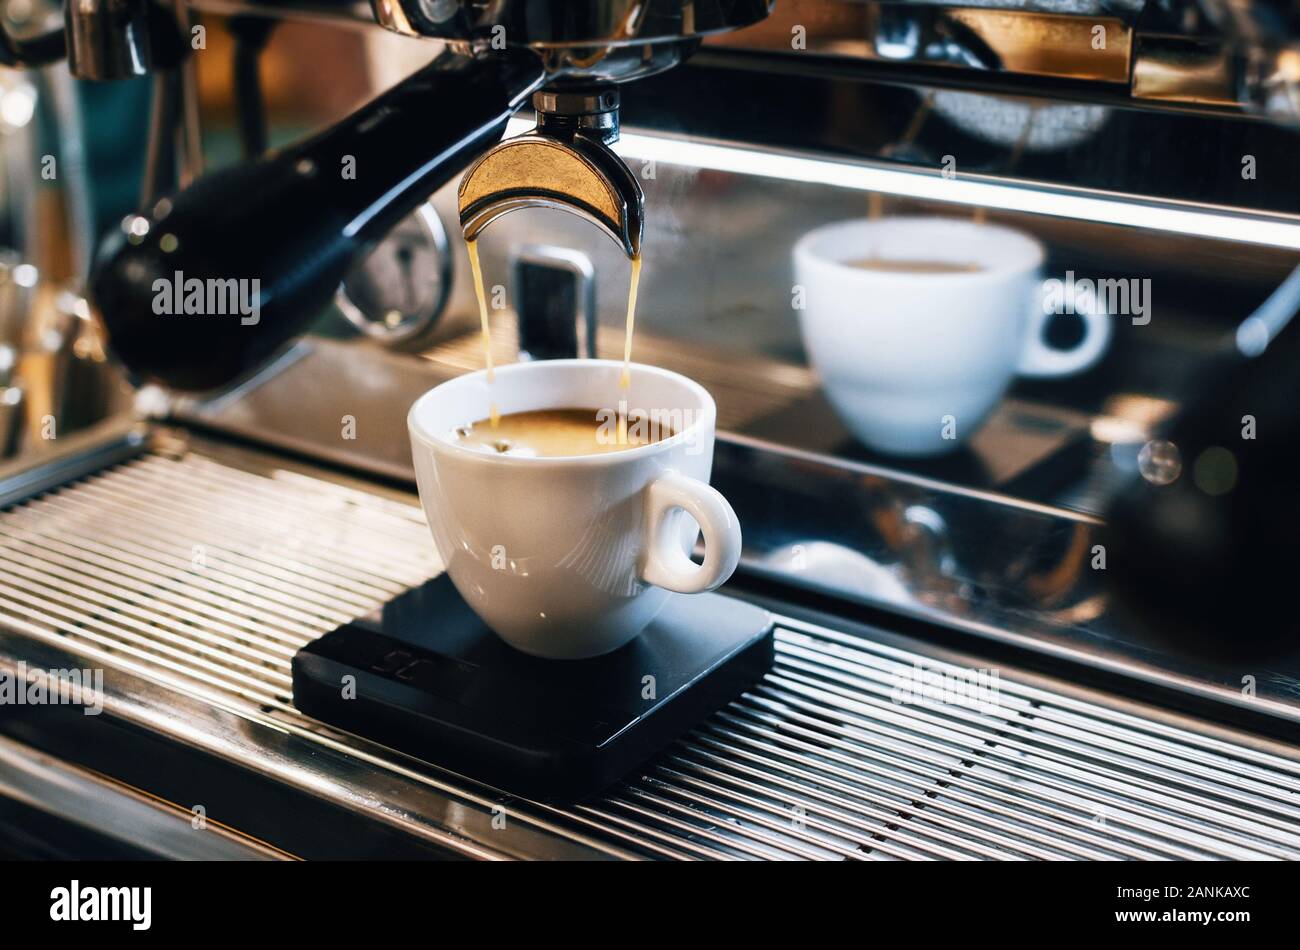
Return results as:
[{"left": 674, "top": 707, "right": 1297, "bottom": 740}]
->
[{"left": 458, "top": 85, "right": 646, "bottom": 432}]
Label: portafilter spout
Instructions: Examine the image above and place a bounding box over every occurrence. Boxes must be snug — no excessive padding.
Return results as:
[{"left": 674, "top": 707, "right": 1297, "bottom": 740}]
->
[{"left": 458, "top": 87, "right": 644, "bottom": 258}]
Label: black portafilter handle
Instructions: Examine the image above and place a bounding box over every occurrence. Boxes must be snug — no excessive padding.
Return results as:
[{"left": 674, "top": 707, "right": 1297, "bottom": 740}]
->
[
  {"left": 1101, "top": 322, "right": 1300, "bottom": 662},
  {"left": 90, "top": 50, "right": 545, "bottom": 393}
]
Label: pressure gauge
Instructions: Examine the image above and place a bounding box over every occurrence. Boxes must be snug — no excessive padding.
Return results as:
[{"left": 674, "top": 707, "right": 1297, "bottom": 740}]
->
[{"left": 335, "top": 202, "right": 452, "bottom": 351}]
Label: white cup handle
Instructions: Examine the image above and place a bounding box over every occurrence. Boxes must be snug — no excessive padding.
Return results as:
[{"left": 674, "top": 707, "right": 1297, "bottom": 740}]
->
[
  {"left": 639, "top": 470, "right": 742, "bottom": 594},
  {"left": 1017, "top": 286, "right": 1113, "bottom": 378}
]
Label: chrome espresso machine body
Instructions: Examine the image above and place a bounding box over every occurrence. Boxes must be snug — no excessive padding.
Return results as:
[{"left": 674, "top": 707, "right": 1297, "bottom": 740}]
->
[{"left": 1, "top": 0, "right": 1300, "bottom": 858}]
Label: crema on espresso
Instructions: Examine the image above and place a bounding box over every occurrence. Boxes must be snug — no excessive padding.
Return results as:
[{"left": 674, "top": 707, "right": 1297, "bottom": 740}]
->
[{"left": 453, "top": 407, "right": 674, "bottom": 458}]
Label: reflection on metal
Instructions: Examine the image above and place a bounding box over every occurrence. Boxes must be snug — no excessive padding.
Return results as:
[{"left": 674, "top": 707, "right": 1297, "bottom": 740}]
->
[
  {"left": 153, "top": 0, "right": 1300, "bottom": 117},
  {"left": 928, "top": 92, "right": 1108, "bottom": 152},
  {"left": 1, "top": 434, "right": 1297, "bottom": 859},
  {"left": 184, "top": 0, "right": 382, "bottom": 32},
  {"left": 882, "top": 5, "right": 1131, "bottom": 82},
  {"left": 1133, "top": 35, "right": 1241, "bottom": 106},
  {"left": 1199, "top": 0, "right": 1300, "bottom": 118},
  {"left": 64, "top": 0, "right": 154, "bottom": 80},
  {"left": 335, "top": 203, "right": 453, "bottom": 350},
  {"left": 710, "top": 2, "right": 1132, "bottom": 82},
  {"left": 763, "top": 540, "right": 915, "bottom": 604},
  {"left": 0, "top": 734, "right": 290, "bottom": 859},
  {"left": 698, "top": 0, "right": 1300, "bottom": 118},
  {"left": 42, "top": 66, "right": 94, "bottom": 279},
  {"left": 171, "top": 0, "right": 205, "bottom": 184},
  {"left": 368, "top": 0, "right": 774, "bottom": 46},
  {"left": 1247, "top": 46, "right": 1300, "bottom": 121},
  {"left": 459, "top": 135, "right": 644, "bottom": 256},
  {"left": 510, "top": 245, "right": 598, "bottom": 360},
  {"left": 365, "top": 0, "right": 769, "bottom": 86},
  {"left": 0, "top": 252, "right": 133, "bottom": 465}
]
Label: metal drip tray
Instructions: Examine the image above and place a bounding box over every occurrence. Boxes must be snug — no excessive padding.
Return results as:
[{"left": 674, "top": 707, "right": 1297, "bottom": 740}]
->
[{"left": 1, "top": 435, "right": 1298, "bottom": 860}]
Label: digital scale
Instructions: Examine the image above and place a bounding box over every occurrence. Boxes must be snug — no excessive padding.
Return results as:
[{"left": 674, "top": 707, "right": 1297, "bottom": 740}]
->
[{"left": 292, "top": 575, "right": 775, "bottom": 802}]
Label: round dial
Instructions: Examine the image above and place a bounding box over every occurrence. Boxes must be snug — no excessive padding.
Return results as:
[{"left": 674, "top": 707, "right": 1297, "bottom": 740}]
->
[{"left": 336, "top": 203, "right": 451, "bottom": 350}]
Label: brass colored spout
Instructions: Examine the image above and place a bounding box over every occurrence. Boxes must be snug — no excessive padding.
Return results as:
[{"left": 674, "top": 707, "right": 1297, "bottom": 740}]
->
[{"left": 457, "top": 88, "right": 644, "bottom": 258}]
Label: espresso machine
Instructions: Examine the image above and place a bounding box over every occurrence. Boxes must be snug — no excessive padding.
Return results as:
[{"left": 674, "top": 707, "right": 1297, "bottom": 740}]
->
[{"left": 1, "top": 0, "right": 1300, "bottom": 859}]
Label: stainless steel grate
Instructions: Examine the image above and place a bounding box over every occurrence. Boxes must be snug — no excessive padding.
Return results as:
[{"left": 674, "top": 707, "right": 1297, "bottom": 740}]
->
[{"left": 2, "top": 448, "right": 1299, "bottom": 860}]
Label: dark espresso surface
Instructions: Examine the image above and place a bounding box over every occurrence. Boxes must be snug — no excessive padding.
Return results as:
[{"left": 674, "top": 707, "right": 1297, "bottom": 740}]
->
[{"left": 453, "top": 407, "right": 674, "bottom": 457}]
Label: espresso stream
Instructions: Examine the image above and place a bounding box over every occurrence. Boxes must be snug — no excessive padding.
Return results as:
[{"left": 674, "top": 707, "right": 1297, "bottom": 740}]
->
[
  {"left": 618, "top": 253, "right": 642, "bottom": 444},
  {"left": 466, "top": 238, "right": 644, "bottom": 448},
  {"left": 466, "top": 238, "right": 500, "bottom": 427}
]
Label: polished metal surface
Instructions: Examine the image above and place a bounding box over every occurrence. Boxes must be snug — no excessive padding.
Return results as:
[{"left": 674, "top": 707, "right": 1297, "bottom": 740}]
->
[
  {"left": 335, "top": 202, "right": 454, "bottom": 350},
  {"left": 1, "top": 435, "right": 1297, "bottom": 859},
  {"left": 511, "top": 245, "right": 598, "bottom": 360},
  {"left": 0, "top": 734, "right": 290, "bottom": 859},
  {"left": 136, "top": 0, "right": 1300, "bottom": 117},
  {"left": 64, "top": 0, "right": 154, "bottom": 80},
  {"left": 870, "top": 2, "right": 1132, "bottom": 82},
  {"left": 706, "top": 1, "right": 1126, "bottom": 82},
  {"left": 0, "top": 263, "right": 133, "bottom": 464},
  {"left": 370, "top": 0, "right": 774, "bottom": 47},
  {"left": 1132, "top": 34, "right": 1242, "bottom": 107},
  {"left": 1201, "top": 0, "right": 1300, "bottom": 119},
  {"left": 459, "top": 134, "right": 644, "bottom": 257},
  {"left": 0, "top": 416, "right": 144, "bottom": 509},
  {"left": 0, "top": 447, "right": 440, "bottom": 711},
  {"left": 699, "top": 0, "right": 1299, "bottom": 119},
  {"left": 367, "top": 0, "right": 773, "bottom": 86},
  {"left": 178, "top": 336, "right": 815, "bottom": 471}
]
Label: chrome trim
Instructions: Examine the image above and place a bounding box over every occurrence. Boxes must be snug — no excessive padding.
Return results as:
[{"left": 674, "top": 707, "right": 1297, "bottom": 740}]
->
[
  {"left": 0, "top": 734, "right": 291, "bottom": 859},
  {"left": 64, "top": 0, "right": 154, "bottom": 83}
]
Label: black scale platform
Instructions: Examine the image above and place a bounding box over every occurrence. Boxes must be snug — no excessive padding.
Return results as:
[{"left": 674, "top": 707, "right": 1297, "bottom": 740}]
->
[{"left": 292, "top": 575, "right": 775, "bottom": 802}]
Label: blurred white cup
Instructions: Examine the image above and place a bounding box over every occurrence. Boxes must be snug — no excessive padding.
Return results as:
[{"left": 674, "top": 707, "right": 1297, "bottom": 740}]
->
[{"left": 794, "top": 216, "right": 1111, "bottom": 456}]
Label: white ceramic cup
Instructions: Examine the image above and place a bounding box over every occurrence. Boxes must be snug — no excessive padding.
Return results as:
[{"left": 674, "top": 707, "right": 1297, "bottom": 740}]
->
[
  {"left": 408, "top": 359, "right": 742, "bottom": 659},
  {"left": 794, "top": 216, "right": 1112, "bottom": 456}
]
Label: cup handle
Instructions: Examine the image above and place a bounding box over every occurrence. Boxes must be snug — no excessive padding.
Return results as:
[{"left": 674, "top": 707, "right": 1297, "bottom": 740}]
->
[
  {"left": 1017, "top": 286, "right": 1113, "bottom": 378},
  {"left": 639, "top": 470, "right": 742, "bottom": 594}
]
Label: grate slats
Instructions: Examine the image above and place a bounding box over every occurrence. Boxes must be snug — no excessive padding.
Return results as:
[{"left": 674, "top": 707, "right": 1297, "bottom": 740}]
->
[{"left": 2, "top": 449, "right": 1297, "bottom": 860}]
